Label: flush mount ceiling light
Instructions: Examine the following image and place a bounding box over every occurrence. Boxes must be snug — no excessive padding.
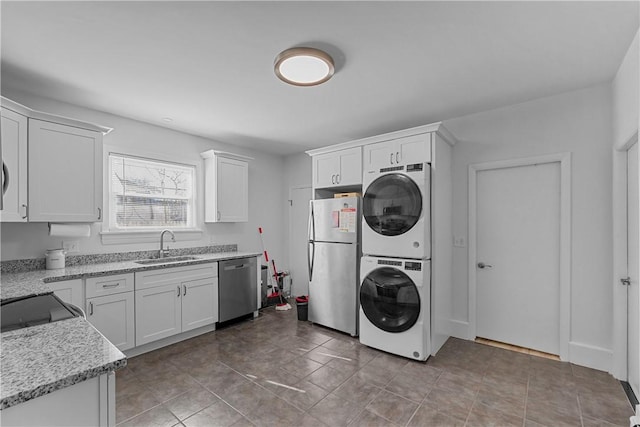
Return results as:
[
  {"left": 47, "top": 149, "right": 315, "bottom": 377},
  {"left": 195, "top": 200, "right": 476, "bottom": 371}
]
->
[{"left": 274, "top": 47, "right": 335, "bottom": 86}]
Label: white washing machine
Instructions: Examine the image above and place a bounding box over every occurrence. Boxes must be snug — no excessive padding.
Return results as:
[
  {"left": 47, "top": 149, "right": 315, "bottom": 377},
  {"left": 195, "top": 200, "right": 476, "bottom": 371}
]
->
[
  {"left": 359, "top": 255, "right": 430, "bottom": 361},
  {"left": 362, "top": 160, "right": 430, "bottom": 259}
]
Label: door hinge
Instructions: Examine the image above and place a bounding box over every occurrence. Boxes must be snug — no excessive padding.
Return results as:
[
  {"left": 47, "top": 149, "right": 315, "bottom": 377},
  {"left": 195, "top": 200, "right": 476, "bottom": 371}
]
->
[{"left": 621, "top": 277, "right": 631, "bottom": 286}]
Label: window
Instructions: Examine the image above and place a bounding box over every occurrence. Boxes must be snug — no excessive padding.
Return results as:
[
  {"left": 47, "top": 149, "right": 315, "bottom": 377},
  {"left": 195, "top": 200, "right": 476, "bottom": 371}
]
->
[{"left": 109, "top": 153, "right": 195, "bottom": 230}]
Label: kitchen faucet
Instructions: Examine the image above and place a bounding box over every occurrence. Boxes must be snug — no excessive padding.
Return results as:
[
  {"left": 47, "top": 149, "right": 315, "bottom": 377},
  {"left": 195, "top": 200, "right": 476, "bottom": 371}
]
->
[{"left": 159, "top": 229, "right": 175, "bottom": 258}]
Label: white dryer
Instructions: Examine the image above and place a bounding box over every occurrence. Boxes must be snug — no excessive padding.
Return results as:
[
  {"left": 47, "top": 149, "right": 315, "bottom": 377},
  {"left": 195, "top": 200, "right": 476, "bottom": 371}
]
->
[
  {"left": 362, "top": 159, "right": 430, "bottom": 259},
  {"left": 359, "top": 255, "right": 430, "bottom": 361}
]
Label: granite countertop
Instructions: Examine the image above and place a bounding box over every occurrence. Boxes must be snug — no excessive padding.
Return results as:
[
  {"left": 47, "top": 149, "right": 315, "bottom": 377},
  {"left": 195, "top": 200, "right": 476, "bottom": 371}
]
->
[
  {"left": 1, "top": 251, "right": 262, "bottom": 301},
  {"left": 0, "top": 317, "right": 126, "bottom": 410},
  {"left": 0, "top": 250, "right": 261, "bottom": 410}
]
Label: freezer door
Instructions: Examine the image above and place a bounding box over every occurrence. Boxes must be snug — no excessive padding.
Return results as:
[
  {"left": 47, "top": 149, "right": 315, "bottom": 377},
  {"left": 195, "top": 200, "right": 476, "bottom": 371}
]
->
[
  {"left": 310, "top": 197, "right": 359, "bottom": 243},
  {"left": 308, "top": 241, "right": 359, "bottom": 336}
]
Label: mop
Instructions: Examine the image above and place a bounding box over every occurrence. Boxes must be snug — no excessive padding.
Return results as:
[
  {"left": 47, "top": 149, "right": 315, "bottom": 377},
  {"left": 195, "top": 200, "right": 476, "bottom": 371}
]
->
[{"left": 258, "top": 227, "right": 292, "bottom": 311}]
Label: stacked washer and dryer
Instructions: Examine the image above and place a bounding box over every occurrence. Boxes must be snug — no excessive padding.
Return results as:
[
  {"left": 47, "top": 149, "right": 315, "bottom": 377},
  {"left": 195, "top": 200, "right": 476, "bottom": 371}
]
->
[
  {"left": 359, "top": 133, "right": 435, "bottom": 361},
  {"left": 306, "top": 123, "right": 455, "bottom": 362}
]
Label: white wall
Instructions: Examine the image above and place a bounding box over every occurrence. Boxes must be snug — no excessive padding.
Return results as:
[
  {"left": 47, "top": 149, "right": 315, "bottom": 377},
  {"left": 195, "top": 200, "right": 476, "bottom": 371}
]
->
[
  {"left": 445, "top": 83, "right": 613, "bottom": 369},
  {"left": 613, "top": 30, "right": 639, "bottom": 150},
  {"left": 0, "top": 90, "right": 286, "bottom": 266}
]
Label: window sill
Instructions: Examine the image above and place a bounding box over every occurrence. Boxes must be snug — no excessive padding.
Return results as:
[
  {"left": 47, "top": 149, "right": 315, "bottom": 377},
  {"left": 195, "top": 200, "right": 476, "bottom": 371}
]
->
[{"left": 100, "top": 229, "right": 204, "bottom": 245}]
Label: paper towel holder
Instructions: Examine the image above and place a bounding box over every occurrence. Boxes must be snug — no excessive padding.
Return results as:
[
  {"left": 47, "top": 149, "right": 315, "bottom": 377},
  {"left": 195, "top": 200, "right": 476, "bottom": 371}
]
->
[{"left": 48, "top": 222, "right": 92, "bottom": 238}]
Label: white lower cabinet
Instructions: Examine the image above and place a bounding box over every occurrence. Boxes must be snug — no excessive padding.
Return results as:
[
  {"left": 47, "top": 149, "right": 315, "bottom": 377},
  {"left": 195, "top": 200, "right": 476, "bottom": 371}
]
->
[
  {"left": 86, "top": 292, "right": 135, "bottom": 351},
  {"left": 135, "top": 283, "right": 183, "bottom": 345},
  {"left": 85, "top": 273, "right": 135, "bottom": 351},
  {"left": 182, "top": 277, "right": 218, "bottom": 332},
  {"left": 1, "top": 372, "right": 115, "bottom": 427},
  {"left": 48, "top": 279, "right": 84, "bottom": 308},
  {"left": 135, "top": 263, "right": 218, "bottom": 346}
]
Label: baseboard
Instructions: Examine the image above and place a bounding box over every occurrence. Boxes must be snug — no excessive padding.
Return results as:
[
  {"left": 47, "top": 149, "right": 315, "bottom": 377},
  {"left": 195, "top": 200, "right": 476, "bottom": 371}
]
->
[
  {"left": 568, "top": 341, "right": 612, "bottom": 372},
  {"left": 448, "top": 319, "right": 469, "bottom": 340},
  {"left": 124, "top": 323, "right": 217, "bottom": 358}
]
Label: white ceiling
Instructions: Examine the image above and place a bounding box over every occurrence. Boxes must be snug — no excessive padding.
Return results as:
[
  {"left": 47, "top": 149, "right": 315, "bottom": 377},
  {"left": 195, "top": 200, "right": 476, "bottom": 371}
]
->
[{"left": 1, "top": 1, "right": 638, "bottom": 155}]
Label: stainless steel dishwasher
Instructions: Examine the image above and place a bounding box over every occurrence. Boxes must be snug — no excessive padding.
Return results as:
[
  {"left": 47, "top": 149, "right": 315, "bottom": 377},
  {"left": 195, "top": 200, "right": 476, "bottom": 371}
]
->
[{"left": 218, "top": 257, "right": 258, "bottom": 322}]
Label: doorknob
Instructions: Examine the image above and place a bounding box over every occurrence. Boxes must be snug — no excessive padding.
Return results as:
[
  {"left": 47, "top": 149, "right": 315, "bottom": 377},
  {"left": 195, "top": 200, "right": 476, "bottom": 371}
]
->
[
  {"left": 621, "top": 277, "right": 631, "bottom": 286},
  {"left": 477, "top": 262, "right": 493, "bottom": 269}
]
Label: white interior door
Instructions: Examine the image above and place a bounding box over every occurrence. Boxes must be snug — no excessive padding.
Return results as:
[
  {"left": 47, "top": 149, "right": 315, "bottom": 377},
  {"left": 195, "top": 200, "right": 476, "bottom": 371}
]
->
[
  {"left": 627, "top": 142, "right": 640, "bottom": 399},
  {"left": 476, "top": 162, "right": 561, "bottom": 354},
  {"left": 289, "top": 186, "right": 312, "bottom": 296}
]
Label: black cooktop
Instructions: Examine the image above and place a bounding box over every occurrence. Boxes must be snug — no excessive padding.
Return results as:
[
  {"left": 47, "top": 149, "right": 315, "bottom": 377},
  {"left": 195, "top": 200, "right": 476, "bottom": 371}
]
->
[{"left": 1, "top": 293, "right": 79, "bottom": 333}]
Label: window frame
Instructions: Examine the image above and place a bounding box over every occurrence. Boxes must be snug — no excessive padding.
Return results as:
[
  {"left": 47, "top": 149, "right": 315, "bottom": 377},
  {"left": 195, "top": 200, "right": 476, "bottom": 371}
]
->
[{"left": 100, "top": 148, "right": 203, "bottom": 245}]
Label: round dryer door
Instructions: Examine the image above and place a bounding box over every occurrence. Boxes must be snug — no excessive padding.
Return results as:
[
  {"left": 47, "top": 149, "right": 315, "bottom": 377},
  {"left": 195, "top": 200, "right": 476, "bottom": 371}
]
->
[
  {"left": 360, "top": 266, "right": 421, "bottom": 333},
  {"left": 363, "top": 173, "right": 422, "bottom": 236}
]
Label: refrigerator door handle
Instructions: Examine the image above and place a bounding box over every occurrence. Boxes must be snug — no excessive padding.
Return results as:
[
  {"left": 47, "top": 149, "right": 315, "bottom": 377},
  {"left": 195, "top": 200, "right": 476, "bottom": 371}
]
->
[
  {"left": 308, "top": 241, "right": 315, "bottom": 281},
  {"left": 310, "top": 201, "right": 316, "bottom": 242}
]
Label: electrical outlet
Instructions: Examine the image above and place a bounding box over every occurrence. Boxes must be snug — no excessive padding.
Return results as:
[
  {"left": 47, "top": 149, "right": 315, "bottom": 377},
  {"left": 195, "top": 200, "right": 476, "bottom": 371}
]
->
[
  {"left": 453, "top": 236, "right": 466, "bottom": 248},
  {"left": 62, "top": 240, "right": 80, "bottom": 253}
]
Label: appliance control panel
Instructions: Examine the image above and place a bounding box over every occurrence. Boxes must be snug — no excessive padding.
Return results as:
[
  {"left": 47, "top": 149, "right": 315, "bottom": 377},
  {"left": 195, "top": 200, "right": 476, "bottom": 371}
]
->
[
  {"left": 406, "top": 163, "right": 424, "bottom": 172},
  {"left": 377, "top": 259, "right": 402, "bottom": 266},
  {"left": 404, "top": 261, "right": 422, "bottom": 271}
]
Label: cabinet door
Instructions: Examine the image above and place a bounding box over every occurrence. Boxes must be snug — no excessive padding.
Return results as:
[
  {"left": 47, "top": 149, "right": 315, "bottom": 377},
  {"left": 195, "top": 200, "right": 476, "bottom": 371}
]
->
[
  {"left": 313, "top": 153, "right": 340, "bottom": 188},
  {"left": 336, "top": 147, "right": 362, "bottom": 186},
  {"left": 181, "top": 277, "right": 218, "bottom": 332},
  {"left": 135, "top": 284, "right": 182, "bottom": 346},
  {"left": 216, "top": 156, "right": 248, "bottom": 222},
  {"left": 396, "top": 133, "right": 431, "bottom": 164},
  {"left": 87, "top": 292, "right": 135, "bottom": 351},
  {"left": 48, "top": 279, "right": 84, "bottom": 308},
  {"left": 364, "top": 140, "right": 396, "bottom": 171},
  {"left": 0, "top": 108, "right": 28, "bottom": 222},
  {"left": 28, "top": 119, "right": 103, "bottom": 222}
]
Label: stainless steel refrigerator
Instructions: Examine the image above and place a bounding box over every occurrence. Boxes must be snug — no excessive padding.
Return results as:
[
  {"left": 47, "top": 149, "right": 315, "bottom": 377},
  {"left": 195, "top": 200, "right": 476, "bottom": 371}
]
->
[{"left": 307, "top": 196, "right": 360, "bottom": 336}]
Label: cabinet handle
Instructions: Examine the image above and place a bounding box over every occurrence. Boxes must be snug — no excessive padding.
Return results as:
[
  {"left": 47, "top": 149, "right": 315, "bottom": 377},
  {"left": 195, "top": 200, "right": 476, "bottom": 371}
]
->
[
  {"left": 390, "top": 153, "right": 394, "bottom": 165},
  {"left": 217, "top": 211, "right": 221, "bottom": 221},
  {"left": 21, "top": 204, "right": 27, "bottom": 219},
  {"left": 396, "top": 152, "right": 400, "bottom": 163},
  {"left": 97, "top": 207, "right": 102, "bottom": 220},
  {"left": 336, "top": 174, "right": 340, "bottom": 184},
  {"left": 331, "top": 174, "right": 335, "bottom": 184},
  {"left": 89, "top": 302, "right": 94, "bottom": 316},
  {"left": 183, "top": 284, "right": 187, "bottom": 296},
  {"left": 177, "top": 285, "right": 181, "bottom": 297},
  {"left": 102, "top": 283, "right": 120, "bottom": 289},
  {"left": 2, "top": 162, "right": 9, "bottom": 196}
]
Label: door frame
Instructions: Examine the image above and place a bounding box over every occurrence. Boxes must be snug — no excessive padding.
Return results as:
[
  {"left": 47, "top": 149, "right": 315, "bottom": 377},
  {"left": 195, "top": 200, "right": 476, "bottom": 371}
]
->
[
  {"left": 468, "top": 152, "right": 572, "bottom": 360},
  {"left": 613, "top": 131, "right": 639, "bottom": 380},
  {"left": 288, "top": 185, "right": 312, "bottom": 295}
]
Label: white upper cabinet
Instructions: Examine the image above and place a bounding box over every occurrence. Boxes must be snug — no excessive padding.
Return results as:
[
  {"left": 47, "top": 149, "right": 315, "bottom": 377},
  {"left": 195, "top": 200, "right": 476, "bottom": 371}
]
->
[
  {"left": 1, "top": 107, "right": 28, "bottom": 222},
  {"left": 312, "top": 146, "right": 362, "bottom": 189},
  {"left": 1, "top": 97, "right": 111, "bottom": 223},
  {"left": 28, "top": 119, "right": 103, "bottom": 222},
  {"left": 363, "top": 133, "right": 432, "bottom": 171},
  {"left": 201, "top": 150, "right": 252, "bottom": 222}
]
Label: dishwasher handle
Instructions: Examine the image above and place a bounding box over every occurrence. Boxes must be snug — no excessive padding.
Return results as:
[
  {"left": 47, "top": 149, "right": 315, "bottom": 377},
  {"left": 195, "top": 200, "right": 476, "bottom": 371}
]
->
[{"left": 224, "top": 263, "right": 250, "bottom": 271}]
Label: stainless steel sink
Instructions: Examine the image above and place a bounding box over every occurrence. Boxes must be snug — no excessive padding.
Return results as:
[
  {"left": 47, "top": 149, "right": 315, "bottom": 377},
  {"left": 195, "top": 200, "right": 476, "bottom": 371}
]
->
[{"left": 134, "top": 255, "right": 200, "bottom": 265}]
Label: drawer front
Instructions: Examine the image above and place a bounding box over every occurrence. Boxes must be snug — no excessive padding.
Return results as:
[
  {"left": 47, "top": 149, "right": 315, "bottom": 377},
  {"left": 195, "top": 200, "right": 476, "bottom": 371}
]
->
[
  {"left": 135, "top": 262, "right": 218, "bottom": 290},
  {"left": 86, "top": 273, "right": 134, "bottom": 298}
]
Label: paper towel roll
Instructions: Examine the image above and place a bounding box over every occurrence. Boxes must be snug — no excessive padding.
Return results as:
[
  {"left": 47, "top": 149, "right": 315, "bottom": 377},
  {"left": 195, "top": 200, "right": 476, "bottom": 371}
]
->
[{"left": 48, "top": 223, "right": 91, "bottom": 237}]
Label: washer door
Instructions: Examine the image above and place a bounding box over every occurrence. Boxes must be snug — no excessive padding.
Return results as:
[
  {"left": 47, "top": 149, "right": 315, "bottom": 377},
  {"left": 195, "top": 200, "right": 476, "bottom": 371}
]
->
[
  {"left": 363, "top": 173, "right": 422, "bottom": 236},
  {"left": 360, "top": 266, "right": 421, "bottom": 333}
]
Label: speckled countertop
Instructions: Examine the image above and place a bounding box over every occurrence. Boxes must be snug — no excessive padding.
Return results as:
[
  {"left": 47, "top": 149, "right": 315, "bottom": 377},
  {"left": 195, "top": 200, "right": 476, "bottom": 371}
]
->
[
  {"left": 0, "top": 251, "right": 262, "bottom": 300},
  {"left": 1, "top": 317, "right": 126, "bottom": 410},
  {"left": 0, "top": 250, "right": 262, "bottom": 410}
]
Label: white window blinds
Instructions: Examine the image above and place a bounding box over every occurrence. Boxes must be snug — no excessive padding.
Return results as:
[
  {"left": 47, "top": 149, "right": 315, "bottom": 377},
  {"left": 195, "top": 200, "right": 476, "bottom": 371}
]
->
[{"left": 109, "top": 154, "right": 195, "bottom": 229}]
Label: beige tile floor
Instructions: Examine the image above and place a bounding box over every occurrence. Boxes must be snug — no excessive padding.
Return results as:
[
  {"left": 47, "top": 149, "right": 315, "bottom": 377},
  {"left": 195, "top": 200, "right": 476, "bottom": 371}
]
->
[{"left": 116, "top": 307, "right": 635, "bottom": 426}]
